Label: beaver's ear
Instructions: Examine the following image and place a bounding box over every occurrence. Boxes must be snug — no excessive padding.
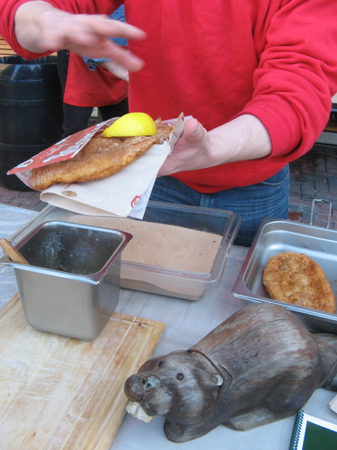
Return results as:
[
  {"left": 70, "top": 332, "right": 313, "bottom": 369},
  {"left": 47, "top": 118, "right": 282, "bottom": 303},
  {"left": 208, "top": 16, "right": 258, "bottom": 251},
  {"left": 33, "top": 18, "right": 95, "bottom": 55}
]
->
[{"left": 211, "top": 374, "right": 223, "bottom": 386}]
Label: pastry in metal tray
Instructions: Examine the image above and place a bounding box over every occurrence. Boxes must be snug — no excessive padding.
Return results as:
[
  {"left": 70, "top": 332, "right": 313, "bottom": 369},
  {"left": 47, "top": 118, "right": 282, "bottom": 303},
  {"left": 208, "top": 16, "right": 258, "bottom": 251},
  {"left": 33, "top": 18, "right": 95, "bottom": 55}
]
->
[{"left": 263, "top": 251, "right": 336, "bottom": 313}]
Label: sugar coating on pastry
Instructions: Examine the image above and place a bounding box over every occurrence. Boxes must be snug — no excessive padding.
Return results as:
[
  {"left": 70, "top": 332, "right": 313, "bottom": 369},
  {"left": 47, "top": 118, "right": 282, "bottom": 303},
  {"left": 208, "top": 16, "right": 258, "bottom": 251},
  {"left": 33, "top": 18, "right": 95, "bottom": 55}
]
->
[{"left": 263, "top": 251, "right": 336, "bottom": 313}]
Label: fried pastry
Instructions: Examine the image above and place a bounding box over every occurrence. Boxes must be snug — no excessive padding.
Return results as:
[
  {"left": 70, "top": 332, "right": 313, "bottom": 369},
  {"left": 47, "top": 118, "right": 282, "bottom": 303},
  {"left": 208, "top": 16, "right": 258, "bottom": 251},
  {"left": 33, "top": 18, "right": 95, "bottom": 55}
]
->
[
  {"left": 29, "top": 124, "right": 173, "bottom": 191},
  {"left": 262, "top": 251, "right": 336, "bottom": 313}
]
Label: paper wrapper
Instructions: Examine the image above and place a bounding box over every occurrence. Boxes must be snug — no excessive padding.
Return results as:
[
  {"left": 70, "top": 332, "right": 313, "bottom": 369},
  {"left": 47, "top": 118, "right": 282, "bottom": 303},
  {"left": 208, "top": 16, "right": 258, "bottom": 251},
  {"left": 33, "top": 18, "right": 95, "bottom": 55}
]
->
[
  {"left": 9, "top": 114, "right": 185, "bottom": 219},
  {"left": 40, "top": 136, "right": 176, "bottom": 219}
]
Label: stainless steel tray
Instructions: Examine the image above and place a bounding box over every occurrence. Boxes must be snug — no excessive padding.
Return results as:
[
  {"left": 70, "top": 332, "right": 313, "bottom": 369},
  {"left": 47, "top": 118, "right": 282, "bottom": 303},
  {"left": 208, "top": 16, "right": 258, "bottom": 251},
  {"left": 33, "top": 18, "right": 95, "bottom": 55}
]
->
[{"left": 232, "top": 216, "right": 337, "bottom": 334}]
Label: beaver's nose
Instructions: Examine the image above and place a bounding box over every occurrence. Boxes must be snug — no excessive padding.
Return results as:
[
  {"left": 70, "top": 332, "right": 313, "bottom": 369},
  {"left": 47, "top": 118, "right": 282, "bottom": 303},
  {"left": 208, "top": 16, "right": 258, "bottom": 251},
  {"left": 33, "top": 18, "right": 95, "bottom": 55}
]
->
[
  {"left": 124, "top": 375, "right": 142, "bottom": 401},
  {"left": 124, "top": 374, "right": 161, "bottom": 401}
]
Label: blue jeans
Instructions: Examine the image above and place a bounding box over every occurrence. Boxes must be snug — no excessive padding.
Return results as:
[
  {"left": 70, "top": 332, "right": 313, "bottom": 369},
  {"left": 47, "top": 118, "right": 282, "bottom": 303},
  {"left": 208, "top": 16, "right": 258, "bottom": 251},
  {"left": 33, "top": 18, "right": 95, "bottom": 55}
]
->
[{"left": 149, "top": 166, "right": 290, "bottom": 247}]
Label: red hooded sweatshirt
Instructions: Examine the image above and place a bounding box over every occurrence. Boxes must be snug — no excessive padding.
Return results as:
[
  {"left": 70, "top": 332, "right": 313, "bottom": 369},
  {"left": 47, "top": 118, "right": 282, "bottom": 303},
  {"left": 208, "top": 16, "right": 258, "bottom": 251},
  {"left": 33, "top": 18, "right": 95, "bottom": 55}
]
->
[{"left": 1, "top": 0, "right": 337, "bottom": 192}]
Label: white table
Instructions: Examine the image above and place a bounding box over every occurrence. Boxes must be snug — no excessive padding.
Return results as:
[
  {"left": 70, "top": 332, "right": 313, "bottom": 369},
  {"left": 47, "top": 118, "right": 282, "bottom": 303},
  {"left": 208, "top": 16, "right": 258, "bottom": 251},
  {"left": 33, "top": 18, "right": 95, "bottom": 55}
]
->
[{"left": 1, "top": 204, "right": 336, "bottom": 450}]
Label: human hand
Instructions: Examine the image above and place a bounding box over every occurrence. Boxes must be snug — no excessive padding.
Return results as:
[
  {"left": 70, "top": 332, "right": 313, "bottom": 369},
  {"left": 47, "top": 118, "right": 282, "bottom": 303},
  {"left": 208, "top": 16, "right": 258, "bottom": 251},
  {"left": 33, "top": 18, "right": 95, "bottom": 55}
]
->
[
  {"left": 157, "top": 115, "right": 272, "bottom": 177},
  {"left": 100, "top": 60, "right": 129, "bottom": 81},
  {"left": 15, "top": 1, "right": 145, "bottom": 73},
  {"left": 157, "top": 119, "right": 212, "bottom": 177}
]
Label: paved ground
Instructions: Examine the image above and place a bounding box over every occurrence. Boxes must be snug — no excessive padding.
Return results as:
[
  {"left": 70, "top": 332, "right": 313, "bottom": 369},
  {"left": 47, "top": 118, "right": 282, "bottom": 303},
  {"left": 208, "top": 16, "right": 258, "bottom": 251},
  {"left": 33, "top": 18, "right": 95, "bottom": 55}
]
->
[
  {"left": 288, "top": 143, "right": 337, "bottom": 229},
  {"left": 1, "top": 143, "right": 337, "bottom": 229}
]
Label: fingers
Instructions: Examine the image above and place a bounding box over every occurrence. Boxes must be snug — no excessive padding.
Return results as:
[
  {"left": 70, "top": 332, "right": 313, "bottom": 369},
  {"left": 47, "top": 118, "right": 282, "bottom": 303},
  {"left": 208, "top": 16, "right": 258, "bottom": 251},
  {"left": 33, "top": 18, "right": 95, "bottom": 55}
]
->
[
  {"left": 68, "top": 39, "right": 144, "bottom": 72},
  {"left": 59, "top": 15, "right": 145, "bottom": 47},
  {"left": 89, "top": 16, "right": 146, "bottom": 41},
  {"left": 100, "top": 60, "right": 129, "bottom": 81},
  {"left": 183, "top": 118, "right": 206, "bottom": 143},
  {"left": 57, "top": 15, "right": 146, "bottom": 72},
  {"left": 15, "top": 4, "right": 146, "bottom": 71},
  {"left": 157, "top": 119, "right": 209, "bottom": 177},
  {"left": 97, "top": 43, "right": 144, "bottom": 72}
]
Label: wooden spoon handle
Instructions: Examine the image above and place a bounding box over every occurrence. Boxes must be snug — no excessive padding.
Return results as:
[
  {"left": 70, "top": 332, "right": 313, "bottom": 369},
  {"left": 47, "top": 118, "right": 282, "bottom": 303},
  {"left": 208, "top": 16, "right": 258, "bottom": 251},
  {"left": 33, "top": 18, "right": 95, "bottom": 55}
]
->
[{"left": 0, "top": 238, "right": 29, "bottom": 265}]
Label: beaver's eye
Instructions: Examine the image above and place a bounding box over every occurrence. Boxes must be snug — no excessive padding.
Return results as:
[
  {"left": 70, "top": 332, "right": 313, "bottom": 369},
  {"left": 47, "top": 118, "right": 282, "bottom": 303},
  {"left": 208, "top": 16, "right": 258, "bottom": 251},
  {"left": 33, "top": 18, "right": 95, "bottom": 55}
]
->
[
  {"left": 158, "top": 361, "right": 164, "bottom": 368},
  {"left": 176, "top": 373, "right": 184, "bottom": 380}
]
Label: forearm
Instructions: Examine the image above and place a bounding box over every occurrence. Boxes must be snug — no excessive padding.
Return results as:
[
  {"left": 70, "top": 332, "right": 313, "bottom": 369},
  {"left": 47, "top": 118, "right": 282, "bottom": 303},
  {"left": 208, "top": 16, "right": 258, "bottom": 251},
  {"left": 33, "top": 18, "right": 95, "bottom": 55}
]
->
[
  {"left": 209, "top": 115, "right": 272, "bottom": 165},
  {"left": 158, "top": 114, "right": 272, "bottom": 177}
]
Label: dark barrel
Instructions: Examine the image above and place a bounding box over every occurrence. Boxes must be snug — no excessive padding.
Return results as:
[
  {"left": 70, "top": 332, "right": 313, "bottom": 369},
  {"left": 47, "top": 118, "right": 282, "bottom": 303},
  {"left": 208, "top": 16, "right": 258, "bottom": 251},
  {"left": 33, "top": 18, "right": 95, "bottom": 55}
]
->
[{"left": 0, "top": 55, "right": 63, "bottom": 190}]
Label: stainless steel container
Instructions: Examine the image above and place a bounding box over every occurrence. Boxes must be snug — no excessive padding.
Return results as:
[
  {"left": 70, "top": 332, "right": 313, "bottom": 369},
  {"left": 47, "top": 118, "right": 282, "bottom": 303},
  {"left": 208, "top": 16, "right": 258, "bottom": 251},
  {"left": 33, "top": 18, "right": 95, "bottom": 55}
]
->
[
  {"left": 0, "top": 221, "right": 132, "bottom": 340},
  {"left": 232, "top": 216, "right": 337, "bottom": 334}
]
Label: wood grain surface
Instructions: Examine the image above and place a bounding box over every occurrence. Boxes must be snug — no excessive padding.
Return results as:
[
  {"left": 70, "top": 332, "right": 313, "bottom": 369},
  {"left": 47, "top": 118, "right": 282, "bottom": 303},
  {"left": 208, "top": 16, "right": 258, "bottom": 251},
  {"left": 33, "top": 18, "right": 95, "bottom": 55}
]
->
[
  {"left": 0, "top": 35, "right": 56, "bottom": 58},
  {"left": 0, "top": 35, "right": 16, "bottom": 57},
  {"left": 0, "top": 293, "right": 165, "bottom": 450}
]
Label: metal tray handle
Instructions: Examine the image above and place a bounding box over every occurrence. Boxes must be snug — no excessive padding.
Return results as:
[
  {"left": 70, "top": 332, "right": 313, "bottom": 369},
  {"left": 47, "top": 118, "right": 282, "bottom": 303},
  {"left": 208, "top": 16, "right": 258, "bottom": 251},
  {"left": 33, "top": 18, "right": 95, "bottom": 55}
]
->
[{"left": 310, "top": 199, "right": 332, "bottom": 229}]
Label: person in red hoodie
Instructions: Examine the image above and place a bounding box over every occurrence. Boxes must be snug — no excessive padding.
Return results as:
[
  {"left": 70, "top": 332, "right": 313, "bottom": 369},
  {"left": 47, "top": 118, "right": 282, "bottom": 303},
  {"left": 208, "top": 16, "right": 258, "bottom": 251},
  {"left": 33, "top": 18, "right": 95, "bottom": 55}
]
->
[
  {"left": 57, "top": 5, "right": 128, "bottom": 138},
  {"left": 1, "top": 1, "right": 337, "bottom": 245}
]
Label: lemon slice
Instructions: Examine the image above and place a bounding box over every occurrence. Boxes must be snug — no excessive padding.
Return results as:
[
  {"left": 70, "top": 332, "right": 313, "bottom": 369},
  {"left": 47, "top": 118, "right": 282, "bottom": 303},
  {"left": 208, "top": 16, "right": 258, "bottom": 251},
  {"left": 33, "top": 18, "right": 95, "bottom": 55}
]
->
[{"left": 103, "top": 112, "right": 157, "bottom": 137}]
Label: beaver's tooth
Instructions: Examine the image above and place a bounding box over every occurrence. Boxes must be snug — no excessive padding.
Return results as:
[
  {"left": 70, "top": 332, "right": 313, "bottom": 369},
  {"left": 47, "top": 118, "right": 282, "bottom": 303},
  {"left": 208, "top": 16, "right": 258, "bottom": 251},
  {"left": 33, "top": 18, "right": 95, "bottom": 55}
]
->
[{"left": 126, "top": 401, "right": 153, "bottom": 423}]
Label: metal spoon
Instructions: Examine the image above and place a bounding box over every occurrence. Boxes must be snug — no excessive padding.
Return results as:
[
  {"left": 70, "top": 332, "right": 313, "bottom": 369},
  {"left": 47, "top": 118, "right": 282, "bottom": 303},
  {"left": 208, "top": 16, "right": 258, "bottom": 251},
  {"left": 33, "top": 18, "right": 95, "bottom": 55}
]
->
[{"left": 0, "top": 238, "right": 29, "bottom": 265}]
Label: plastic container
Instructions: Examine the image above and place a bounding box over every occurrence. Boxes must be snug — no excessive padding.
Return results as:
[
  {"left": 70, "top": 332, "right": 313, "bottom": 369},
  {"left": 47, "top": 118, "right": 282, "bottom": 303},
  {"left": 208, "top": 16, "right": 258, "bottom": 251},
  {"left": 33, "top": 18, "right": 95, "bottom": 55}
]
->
[{"left": 118, "top": 202, "right": 241, "bottom": 300}]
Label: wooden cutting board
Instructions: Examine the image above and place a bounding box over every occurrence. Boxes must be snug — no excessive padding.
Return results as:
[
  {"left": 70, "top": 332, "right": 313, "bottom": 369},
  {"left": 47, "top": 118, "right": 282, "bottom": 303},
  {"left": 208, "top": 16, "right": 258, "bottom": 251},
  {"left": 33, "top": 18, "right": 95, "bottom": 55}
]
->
[{"left": 0, "top": 293, "right": 165, "bottom": 450}]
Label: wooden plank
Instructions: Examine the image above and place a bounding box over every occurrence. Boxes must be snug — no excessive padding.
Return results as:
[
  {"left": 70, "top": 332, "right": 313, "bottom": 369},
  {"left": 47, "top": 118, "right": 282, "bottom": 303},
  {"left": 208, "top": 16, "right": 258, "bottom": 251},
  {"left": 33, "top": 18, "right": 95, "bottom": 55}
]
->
[
  {"left": 0, "top": 51, "right": 17, "bottom": 55},
  {"left": 0, "top": 293, "right": 165, "bottom": 450},
  {"left": 0, "top": 34, "right": 57, "bottom": 57},
  {"left": 0, "top": 35, "right": 17, "bottom": 57},
  {"left": 325, "top": 120, "right": 337, "bottom": 133}
]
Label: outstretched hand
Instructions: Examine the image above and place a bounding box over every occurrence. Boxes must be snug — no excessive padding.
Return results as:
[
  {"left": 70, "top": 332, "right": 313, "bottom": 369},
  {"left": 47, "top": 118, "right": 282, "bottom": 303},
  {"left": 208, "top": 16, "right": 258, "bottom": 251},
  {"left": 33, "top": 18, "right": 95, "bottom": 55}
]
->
[{"left": 15, "top": 2, "right": 145, "bottom": 73}]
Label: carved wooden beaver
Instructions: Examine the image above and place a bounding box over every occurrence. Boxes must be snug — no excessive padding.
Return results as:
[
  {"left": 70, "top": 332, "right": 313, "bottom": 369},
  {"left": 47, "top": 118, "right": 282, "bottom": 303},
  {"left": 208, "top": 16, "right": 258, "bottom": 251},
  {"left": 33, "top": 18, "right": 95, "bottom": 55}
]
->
[{"left": 124, "top": 303, "right": 337, "bottom": 443}]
